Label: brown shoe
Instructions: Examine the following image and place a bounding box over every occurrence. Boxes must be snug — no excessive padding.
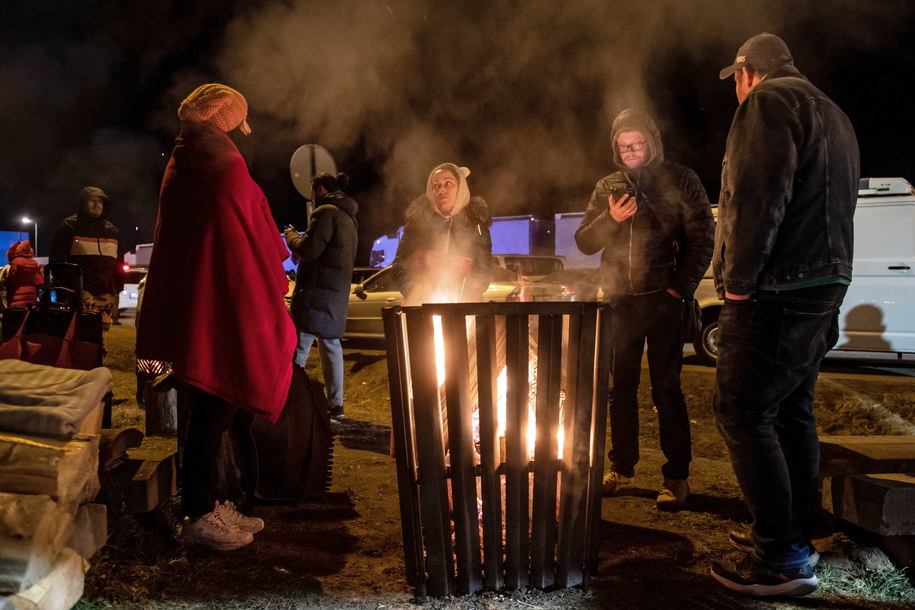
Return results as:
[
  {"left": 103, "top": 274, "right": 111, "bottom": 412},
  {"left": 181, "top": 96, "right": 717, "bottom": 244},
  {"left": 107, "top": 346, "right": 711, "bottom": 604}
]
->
[
  {"left": 602, "top": 471, "right": 634, "bottom": 496},
  {"left": 656, "top": 478, "right": 689, "bottom": 511}
]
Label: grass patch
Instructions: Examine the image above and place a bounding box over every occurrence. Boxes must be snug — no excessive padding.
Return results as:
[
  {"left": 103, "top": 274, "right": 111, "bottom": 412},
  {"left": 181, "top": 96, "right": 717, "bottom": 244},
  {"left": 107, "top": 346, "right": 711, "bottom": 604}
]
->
[{"left": 819, "top": 561, "right": 914, "bottom": 604}]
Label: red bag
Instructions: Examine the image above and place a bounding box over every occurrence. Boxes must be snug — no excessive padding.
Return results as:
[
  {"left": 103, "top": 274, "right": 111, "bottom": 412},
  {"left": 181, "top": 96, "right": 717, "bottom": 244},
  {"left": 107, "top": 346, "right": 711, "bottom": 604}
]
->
[{"left": 0, "top": 307, "right": 101, "bottom": 370}]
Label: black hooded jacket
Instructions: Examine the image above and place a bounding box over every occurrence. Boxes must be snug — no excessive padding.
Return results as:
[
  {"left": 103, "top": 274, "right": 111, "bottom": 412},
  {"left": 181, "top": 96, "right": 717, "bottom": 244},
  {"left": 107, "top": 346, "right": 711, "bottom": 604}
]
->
[
  {"left": 49, "top": 186, "right": 125, "bottom": 296},
  {"left": 574, "top": 109, "right": 714, "bottom": 300},
  {"left": 285, "top": 190, "right": 359, "bottom": 338}
]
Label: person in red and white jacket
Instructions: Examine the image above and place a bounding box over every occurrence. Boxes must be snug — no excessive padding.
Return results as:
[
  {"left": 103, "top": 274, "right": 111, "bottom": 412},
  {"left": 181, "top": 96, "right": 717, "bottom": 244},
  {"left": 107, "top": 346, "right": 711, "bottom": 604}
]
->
[{"left": 49, "top": 185, "right": 125, "bottom": 350}]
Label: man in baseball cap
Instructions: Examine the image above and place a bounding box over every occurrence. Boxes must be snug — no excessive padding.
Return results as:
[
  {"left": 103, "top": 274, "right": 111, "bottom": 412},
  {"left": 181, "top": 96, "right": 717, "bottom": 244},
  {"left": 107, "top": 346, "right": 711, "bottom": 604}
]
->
[
  {"left": 710, "top": 32, "right": 860, "bottom": 597},
  {"left": 718, "top": 32, "right": 794, "bottom": 80}
]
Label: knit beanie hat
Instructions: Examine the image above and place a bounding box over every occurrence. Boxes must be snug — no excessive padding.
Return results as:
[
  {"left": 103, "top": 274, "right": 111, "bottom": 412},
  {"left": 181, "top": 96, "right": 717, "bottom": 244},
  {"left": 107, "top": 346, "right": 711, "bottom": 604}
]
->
[
  {"left": 178, "top": 83, "right": 251, "bottom": 134},
  {"left": 426, "top": 163, "right": 471, "bottom": 217}
]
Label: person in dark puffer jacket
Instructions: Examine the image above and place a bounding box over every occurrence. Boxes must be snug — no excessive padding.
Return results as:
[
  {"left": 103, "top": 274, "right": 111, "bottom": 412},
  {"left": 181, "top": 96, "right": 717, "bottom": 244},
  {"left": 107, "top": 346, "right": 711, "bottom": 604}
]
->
[
  {"left": 575, "top": 108, "right": 714, "bottom": 511},
  {"left": 391, "top": 163, "right": 493, "bottom": 306},
  {"left": 284, "top": 171, "right": 359, "bottom": 420},
  {"left": 49, "top": 186, "right": 125, "bottom": 352},
  {"left": 5, "top": 240, "right": 44, "bottom": 309}
]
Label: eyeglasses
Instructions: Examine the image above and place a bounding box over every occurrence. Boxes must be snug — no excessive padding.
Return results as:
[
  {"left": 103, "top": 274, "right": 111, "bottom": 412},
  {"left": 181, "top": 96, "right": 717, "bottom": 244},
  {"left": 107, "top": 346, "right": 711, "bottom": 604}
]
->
[{"left": 617, "top": 141, "right": 647, "bottom": 153}]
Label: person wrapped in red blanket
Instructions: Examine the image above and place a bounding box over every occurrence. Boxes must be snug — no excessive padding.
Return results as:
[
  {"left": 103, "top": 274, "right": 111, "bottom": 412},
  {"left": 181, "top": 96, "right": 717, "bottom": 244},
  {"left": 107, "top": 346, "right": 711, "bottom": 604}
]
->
[{"left": 136, "top": 83, "right": 296, "bottom": 550}]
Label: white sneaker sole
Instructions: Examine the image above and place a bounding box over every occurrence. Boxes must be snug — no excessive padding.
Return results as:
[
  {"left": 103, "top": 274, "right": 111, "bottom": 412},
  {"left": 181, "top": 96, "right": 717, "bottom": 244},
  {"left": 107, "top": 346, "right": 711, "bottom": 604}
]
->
[{"left": 711, "top": 568, "right": 818, "bottom": 597}]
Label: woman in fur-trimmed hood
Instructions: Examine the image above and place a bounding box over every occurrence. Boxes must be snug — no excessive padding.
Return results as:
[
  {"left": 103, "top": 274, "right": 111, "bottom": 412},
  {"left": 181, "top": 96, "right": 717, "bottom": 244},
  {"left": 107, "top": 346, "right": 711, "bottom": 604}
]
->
[{"left": 391, "top": 163, "right": 493, "bottom": 305}]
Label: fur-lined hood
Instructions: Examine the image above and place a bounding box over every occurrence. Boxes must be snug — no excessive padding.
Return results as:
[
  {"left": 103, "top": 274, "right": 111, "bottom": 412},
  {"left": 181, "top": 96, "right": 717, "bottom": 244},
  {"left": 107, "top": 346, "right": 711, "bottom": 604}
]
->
[{"left": 404, "top": 194, "right": 492, "bottom": 228}]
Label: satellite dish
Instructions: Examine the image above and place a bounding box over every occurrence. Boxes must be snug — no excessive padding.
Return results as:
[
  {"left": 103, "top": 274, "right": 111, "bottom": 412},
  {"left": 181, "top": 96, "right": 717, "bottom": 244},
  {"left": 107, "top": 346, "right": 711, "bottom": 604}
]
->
[{"left": 290, "top": 144, "right": 337, "bottom": 199}]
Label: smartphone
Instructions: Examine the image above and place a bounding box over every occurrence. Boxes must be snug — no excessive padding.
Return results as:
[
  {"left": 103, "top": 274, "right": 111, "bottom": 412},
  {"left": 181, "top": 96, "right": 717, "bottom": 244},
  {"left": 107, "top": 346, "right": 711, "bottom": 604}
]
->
[{"left": 609, "top": 186, "right": 636, "bottom": 200}]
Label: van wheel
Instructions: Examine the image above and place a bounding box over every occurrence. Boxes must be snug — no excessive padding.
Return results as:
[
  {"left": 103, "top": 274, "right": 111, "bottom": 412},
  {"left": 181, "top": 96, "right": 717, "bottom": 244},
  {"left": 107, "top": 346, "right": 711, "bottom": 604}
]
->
[{"left": 694, "top": 309, "right": 720, "bottom": 366}]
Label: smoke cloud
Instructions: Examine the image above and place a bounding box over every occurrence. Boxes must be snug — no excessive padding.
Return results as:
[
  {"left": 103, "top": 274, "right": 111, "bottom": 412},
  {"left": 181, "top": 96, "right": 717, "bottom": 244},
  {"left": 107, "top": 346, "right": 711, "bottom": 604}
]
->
[{"left": 2, "top": 0, "right": 915, "bottom": 259}]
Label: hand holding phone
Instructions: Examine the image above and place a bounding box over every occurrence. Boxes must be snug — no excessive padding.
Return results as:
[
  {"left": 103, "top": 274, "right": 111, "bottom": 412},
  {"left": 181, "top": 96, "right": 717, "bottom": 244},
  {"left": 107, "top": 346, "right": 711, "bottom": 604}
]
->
[{"left": 608, "top": 188, "right": 636, "bottom": 222}]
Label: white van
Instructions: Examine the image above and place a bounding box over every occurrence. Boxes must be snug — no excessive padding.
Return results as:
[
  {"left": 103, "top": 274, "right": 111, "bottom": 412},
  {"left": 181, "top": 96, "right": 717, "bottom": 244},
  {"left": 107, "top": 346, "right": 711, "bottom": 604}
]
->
[{"left": 693, "top": 177, "right": 915, "bottom": 365}]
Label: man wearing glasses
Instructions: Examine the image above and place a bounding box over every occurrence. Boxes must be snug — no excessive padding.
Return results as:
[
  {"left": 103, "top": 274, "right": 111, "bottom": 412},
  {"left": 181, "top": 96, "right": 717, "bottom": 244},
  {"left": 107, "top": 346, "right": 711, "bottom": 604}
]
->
[{"left": 575, "top": 108, "right": 714, "bottom": 511}]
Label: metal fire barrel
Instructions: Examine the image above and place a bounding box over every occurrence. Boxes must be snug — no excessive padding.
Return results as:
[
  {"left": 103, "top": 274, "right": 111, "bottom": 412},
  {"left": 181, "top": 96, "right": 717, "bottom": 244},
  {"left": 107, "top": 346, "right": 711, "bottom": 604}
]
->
[{"left": 383, "top": 302, "right": 611, "bottom": 597}]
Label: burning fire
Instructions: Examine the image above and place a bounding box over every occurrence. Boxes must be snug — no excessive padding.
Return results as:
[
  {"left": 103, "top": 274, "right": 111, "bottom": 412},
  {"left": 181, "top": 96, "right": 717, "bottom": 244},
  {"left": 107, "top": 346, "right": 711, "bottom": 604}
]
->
[{"left": 431, "top": 314, "right": 564, "bottom": 460}]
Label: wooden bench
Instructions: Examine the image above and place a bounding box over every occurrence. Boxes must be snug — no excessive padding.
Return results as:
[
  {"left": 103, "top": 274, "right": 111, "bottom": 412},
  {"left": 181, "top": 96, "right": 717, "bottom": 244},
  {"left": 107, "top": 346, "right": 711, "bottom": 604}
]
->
[
  {"left": 819, "top": 435, "right": 915, "bottom": 477},
  {"left": 819, "top": 435, "right": 915, "bottom": 569}
]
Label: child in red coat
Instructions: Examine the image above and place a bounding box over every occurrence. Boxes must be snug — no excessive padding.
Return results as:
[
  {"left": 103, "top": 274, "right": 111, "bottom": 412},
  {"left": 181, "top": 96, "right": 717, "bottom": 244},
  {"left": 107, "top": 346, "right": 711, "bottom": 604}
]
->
[{"left": 5, "top": 240, "right": 44, "bottom": 309}]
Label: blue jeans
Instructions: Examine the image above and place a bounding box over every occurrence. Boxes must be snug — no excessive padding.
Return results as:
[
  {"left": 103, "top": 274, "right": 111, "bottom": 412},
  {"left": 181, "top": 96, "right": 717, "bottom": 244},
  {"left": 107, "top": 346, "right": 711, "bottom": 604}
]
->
[
  {"left": 294, "top": 332, "right": 344, "bottom": 408},
  {"left": 609, "top": 291, "right": 691, "bottom": 480},
  {"left": 714, "top": 283, "right": 846, "bottom": 570}
]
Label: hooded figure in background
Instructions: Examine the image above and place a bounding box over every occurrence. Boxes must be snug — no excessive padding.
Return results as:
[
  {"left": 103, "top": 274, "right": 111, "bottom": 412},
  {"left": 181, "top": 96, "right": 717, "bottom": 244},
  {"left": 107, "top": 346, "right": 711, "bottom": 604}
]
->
[
  {"left": 391, "top": 163, "right": 493, "bottom": 305},
  {"left": 575, "top": 108, "right": 714, "bottom": 511},
  {"left": 4, "top": 240, "right": 43, "bottom": 309},
  {"left": 284, "top": 171, "right": 359, "bottom": 420},
  {"left": 49, "top": 185, "right": 125, "bottom": 350},
  {"left": 136, "top": 83, "right": 295, "bottom": 551}
]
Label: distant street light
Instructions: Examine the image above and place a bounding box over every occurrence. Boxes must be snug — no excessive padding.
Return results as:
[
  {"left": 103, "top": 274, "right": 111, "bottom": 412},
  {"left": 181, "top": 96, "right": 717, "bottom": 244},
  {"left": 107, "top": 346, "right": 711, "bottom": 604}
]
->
[{"left": 21, "top": 216, "right": 37, "bottom": 256}]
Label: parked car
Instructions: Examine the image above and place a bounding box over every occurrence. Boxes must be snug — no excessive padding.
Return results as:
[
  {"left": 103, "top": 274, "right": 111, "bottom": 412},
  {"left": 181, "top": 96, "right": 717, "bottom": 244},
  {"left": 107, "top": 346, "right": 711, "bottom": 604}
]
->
[
  {"left": 119, "top": 265, "right": 147, "bottom": 311},
  {"left": 492, "top": 254, "right": 565, "bottom": 280},
  {"left": 351, "top": 266, "right": 380, "bottom": 287},
  {"left": 344, "top": 265, "right": 563, "bottom": 340},
  {"left": 537, "top": 267, "right": 601, "bottom": 301},
  {"left": 693, "top": 177, "right": 915, "bottom": 366}
]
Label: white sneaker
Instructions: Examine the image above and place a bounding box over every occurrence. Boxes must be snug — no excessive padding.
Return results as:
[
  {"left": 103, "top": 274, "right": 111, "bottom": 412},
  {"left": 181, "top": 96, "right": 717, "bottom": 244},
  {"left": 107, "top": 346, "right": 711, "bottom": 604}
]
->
[
  {"left": 217, "top": 500, "right": 265, "bottom": 533},
  {"left": 182, "top": 504, "right": 253, "bottom": 550}
]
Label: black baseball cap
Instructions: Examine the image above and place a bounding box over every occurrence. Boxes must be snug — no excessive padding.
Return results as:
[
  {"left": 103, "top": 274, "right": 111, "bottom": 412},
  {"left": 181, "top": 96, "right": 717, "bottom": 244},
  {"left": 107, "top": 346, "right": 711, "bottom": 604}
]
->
[{"left": 719, "top": 32, "right": 794, "bottom": 79}]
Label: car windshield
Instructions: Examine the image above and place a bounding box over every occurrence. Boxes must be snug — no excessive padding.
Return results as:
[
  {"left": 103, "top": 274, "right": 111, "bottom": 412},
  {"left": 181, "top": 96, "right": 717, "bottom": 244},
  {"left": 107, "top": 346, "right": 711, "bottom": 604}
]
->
[
  {"left": 363, "top": 268, "right": 400, "bottom": 292},
  {"left": 502, "top": 257, "right": 564, "bottom": 277}
]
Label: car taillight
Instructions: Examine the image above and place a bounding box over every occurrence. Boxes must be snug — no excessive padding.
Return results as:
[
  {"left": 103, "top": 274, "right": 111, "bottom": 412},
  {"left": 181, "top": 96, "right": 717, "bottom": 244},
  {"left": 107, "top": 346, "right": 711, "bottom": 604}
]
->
[{"left": 561, "top": 284, "right": 577, "bottom": 299}]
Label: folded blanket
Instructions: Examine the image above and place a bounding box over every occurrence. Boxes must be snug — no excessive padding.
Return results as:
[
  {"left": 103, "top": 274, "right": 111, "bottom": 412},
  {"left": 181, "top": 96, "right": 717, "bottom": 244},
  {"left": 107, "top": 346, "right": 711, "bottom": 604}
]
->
[{"left": 0, "top": 360, "right": 112, "bottom": 438}]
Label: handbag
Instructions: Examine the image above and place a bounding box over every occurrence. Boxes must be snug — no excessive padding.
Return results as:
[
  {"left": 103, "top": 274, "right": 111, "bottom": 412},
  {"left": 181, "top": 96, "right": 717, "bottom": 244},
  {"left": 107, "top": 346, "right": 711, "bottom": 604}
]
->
[
  {"left": 682, "top": 298, "right": 702, "bottom": 344},
  {"left": 0, "top": 306, "right": 102, "bottom": 370}
]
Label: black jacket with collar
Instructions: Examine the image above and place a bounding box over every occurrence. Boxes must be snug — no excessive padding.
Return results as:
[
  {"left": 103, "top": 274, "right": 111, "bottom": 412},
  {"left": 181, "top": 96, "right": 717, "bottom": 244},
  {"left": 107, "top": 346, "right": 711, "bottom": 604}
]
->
[{"left": 713, "top": 66, "right": 860, "bottom": 296}]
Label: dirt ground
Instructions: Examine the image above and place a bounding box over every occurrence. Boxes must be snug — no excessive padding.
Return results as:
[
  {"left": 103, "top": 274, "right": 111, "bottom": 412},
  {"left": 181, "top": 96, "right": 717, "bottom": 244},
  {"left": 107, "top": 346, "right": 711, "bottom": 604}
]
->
[{"left": 78, "top": 322, "right": 915, "bottom": 609}]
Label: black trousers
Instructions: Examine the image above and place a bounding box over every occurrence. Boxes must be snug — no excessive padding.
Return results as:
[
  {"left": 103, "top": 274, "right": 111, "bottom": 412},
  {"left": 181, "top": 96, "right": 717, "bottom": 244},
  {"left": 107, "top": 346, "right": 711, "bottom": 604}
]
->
[
  {"left": 180, "top": 384, "right": 257, "bottom": 518},
  {"left": 608, "top": 291, "right": 691, "bottom": 480}
]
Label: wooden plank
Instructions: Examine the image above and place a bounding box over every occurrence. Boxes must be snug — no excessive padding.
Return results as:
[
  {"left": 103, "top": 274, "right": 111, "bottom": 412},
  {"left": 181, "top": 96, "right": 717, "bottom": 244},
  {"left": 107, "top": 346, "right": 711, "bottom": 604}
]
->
[
  {"left": 406, "top": 310, "right": 455, "bottom": 597},
  {"left": 503, "top": 313, "right": 530, "bottom": 591},
  {"left": 3, "top": 547, "right": 85, "bottom": 610},
  {"left": 555, "top": 309, "right": 597, "bottom": 588},
  {"left": 530, "top": 313, "right": 562, "bottom": 589},
  {"left": 126, "top": 447, "right": 178, "bottom": 513},
  {"left": 475, "top": 315, "right": 505, "bottom": 592},
  {"left": 0, "top": 433, "right": 100, "bottom": 510},
  {"left": 442, "top": 313, "right": 482, "bottom": 595},
  {"left": 66, "top": 503, "right": 107, "bottom": 560},
  {"left": 382, "top": 306, "right": 426, "bottom": 596},
  {"left": 819, "top": 435, "right": 915, "bottom": 477},
  {"left": 584, "top": 305, "right": 613, "bottom": 586},
  {"left": 97, "top": 428, "right": 143, "bottom": 472},
  {"left": 0, "top": 493, "right": 73, "bottom": 594},
  {"left": 829, "top": 474, "right": 915, "bottom": 535}
]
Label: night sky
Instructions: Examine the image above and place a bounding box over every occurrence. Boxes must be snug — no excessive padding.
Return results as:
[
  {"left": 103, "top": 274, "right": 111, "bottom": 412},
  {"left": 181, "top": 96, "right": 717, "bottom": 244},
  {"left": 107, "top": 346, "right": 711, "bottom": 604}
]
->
[{"left": 3, "top": 0, "right": 914, "bottom": 265}]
